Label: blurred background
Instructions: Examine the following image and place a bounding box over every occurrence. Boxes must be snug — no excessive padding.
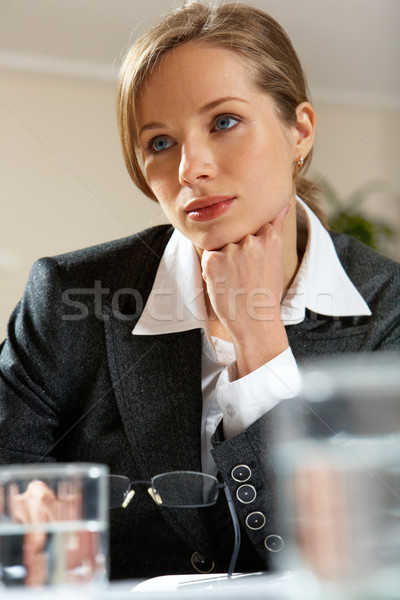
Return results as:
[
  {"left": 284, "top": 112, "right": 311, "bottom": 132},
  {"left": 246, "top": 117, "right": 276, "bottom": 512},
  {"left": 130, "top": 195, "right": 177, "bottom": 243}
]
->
[{"left": 1, "top": 0, "right": 399, "bottom": 339}]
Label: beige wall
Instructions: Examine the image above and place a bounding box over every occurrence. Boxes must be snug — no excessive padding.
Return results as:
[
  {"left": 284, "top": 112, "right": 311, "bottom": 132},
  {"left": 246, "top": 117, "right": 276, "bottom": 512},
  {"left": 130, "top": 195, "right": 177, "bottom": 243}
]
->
[
  {"left": 311, "top": 100, "right": 400, "bottom": 249},
  {"left": 1, "top": 68, "right": 399, "bottom": 339},
  {"left": 0, "top": 69, "right": 166, "bottom": 339}
]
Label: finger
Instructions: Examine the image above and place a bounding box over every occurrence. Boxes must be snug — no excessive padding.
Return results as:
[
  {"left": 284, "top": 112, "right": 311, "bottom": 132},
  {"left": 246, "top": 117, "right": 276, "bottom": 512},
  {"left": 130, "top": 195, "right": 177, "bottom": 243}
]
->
[
  {"left": 67, "top": 531, "right": 97, "bottom": 577},
  {"left": 24, "top": 530, "right": 48, "bottom": 555},
  {"left": 57, "top": 480, "right": 82, "bottom": 521},
  {"left": 9, "top": 485, "right": 50, "bottom": 556},
  {"left": 270, "top": 202, "right": 291, "bottom": 225},
  {"left": 201, "top": 250, "right": 212, "bottom": 282},
  {"left": 254, "top": 203, "right": 291, "bottom": 237},
  {"left": 24, "top": 547, "right": 48, "bottom": 586},
  {"left": 9, "top": 484, "right": 29, "bottom": 523},
  {"left": 24, "top": 481, "right": 57, "bottom": 523}
]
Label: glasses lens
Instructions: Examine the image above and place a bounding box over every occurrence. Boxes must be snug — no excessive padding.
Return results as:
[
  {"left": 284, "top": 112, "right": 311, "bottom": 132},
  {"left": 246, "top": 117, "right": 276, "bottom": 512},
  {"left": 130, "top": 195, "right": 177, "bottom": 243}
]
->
[
  {"left": 151, "top": 471, "right": 219, "bottom": 507},
  {"left": 108, "top": 475, "right": 131, "bottom": 508}
]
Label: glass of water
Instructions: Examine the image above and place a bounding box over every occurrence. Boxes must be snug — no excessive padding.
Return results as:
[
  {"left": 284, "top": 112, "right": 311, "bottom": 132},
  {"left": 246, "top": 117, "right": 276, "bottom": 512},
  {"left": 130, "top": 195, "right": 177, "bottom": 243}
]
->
[
  {"left": 0, "top": 463, "right": 108, "bottom": 589},
  {"left": 272, "top": 353, "right": 400, "bottom": 600}
]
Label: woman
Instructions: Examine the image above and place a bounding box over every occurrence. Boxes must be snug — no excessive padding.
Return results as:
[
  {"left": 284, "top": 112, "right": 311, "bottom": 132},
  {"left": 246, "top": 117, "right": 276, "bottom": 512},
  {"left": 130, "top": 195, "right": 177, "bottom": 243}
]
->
[{"left": 1, "top": 1, "right": 399, "bottom": 581}]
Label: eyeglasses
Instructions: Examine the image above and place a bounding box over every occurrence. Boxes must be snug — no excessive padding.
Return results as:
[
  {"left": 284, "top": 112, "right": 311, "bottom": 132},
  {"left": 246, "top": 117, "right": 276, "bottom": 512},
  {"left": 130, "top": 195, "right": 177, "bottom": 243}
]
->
[{"left": 108, "top": 470, "right": 241, "bottom": 577}]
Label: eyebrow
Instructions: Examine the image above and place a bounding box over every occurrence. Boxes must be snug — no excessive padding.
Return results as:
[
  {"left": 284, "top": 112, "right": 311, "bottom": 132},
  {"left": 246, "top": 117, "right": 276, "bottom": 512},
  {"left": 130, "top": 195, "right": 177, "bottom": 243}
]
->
[{"left": 138, "top": 96, "right": 248, "bottom": 136}]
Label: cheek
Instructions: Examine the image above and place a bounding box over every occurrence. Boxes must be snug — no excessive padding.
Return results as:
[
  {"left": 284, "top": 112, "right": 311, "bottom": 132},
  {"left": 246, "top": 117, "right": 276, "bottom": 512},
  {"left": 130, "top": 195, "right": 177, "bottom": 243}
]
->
[
  {"left": 145, "top": 166, "right": 168, "bottom": 201},
  {"left": 249, "top": 133, "right": 294, "bottom": 184},
  {"left": 144, "top": 159, "right": 179, "bottom": 203},
  {"left": 146, "top": 178, "right": 179, "bottom": 222}
]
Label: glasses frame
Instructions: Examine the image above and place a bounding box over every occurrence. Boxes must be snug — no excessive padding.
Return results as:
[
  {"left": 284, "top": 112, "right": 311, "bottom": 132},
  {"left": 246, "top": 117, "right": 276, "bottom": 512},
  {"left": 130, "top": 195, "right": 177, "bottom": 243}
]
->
[{"left": 108, "top": 470, "right": 241, "bottom": 577}]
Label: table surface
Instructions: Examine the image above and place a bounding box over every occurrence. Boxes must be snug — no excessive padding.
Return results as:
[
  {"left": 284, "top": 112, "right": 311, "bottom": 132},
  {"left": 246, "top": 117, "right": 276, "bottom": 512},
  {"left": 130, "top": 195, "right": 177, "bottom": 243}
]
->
[{"left": 0, "top": 571, "right": 305, "bottom": 599}]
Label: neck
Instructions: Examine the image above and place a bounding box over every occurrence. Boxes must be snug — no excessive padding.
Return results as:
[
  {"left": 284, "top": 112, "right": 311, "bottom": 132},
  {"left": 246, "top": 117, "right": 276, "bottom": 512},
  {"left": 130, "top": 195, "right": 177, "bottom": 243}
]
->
[{"left": 283, "top": 200, "right": 301, "bottom": 292}]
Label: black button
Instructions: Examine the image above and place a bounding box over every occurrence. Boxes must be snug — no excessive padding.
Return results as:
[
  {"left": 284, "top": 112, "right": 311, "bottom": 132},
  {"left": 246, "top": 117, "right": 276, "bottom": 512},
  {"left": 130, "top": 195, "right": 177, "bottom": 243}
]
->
[
  {"left": 245, "top": 511, "right": 266, "bottom": 530},
  {"left": 264, "top": 535, "right": 284, "bottom": 552},
  {"left": 236, "top": 484, "right": 257, "bottom": 504},
  {"left": 191, "top": 552, "right": 215, "bottom": 574},
  {"left": 231, "top": 464, "right": 251, "bottom": 482}
]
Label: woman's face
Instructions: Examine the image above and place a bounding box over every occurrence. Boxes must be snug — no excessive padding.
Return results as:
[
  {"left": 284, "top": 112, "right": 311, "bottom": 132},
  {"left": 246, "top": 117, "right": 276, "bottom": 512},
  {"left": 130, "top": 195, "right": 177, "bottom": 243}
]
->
[{"left": 136, "top": 42, "right": 313, "bottom": 251}]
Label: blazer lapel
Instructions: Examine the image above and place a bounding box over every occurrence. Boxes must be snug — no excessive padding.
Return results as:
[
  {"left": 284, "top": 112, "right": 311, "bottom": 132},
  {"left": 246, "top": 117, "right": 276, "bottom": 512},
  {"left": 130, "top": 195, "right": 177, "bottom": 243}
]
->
[{"left": 104, "top": 311, "right": 214, "bottom": 554}]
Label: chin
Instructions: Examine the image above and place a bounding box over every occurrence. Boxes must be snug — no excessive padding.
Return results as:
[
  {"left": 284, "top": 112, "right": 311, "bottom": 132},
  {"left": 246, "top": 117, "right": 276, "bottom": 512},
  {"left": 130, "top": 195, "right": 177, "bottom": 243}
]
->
[{"left": 197, "top": 231, "right": 246, "bottom": 252}]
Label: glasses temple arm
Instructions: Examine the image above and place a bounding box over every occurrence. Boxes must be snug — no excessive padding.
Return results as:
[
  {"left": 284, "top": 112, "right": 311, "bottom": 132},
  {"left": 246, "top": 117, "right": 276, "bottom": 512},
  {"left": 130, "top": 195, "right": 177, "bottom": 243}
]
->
[{"left": 222, "top": 483, "right": 241, "bottom": 578}]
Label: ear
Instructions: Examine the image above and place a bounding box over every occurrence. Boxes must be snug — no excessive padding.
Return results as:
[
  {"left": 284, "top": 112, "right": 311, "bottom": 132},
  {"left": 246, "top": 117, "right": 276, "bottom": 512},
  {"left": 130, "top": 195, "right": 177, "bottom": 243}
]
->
[{"left": 293, "top": 102, "right": 316, "bottom": 160}]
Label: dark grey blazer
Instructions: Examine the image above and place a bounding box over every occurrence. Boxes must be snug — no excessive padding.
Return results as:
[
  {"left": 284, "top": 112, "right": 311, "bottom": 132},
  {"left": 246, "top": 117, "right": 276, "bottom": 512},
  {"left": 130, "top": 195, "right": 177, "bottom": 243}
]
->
[{"left": 0, "top": 225, "right": 399, "bottom": 580}]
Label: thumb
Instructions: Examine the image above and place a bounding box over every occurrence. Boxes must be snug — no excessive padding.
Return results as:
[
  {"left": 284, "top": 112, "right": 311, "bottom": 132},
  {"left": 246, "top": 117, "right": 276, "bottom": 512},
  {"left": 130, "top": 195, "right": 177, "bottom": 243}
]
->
[
  {"left": 270, "top": 202, "right": 291, "bottom": 227},
  {"left": 200, "top": 250, "right": 211, "bottom": 282},
  {"left": 255, "top": 203, "right": 291, "bottom": 237}
]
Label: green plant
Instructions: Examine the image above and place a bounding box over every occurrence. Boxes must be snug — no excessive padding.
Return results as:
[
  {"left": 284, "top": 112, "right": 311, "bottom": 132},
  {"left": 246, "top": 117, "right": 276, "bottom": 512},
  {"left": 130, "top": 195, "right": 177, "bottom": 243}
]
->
[{"left": 316, "top": 177, "right": 396, "bottom": 252}]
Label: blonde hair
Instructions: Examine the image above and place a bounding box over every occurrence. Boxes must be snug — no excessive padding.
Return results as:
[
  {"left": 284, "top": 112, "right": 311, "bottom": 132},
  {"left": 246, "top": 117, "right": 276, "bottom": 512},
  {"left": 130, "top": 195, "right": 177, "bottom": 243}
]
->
[{"left": 117, "top": 0, "right": 326, "bottom": 225}]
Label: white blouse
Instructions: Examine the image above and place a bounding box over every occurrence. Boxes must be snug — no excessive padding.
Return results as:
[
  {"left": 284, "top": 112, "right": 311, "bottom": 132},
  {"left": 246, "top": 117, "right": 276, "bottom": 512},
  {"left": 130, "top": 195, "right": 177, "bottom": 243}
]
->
[{"left": 133, "top": 197, "right": 371, "bottom": 475}]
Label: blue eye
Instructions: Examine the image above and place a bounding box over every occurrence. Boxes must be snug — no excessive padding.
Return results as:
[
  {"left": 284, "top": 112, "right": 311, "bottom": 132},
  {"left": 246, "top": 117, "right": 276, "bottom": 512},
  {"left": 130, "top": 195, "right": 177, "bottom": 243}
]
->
[
  {"left": 215, "top": 116, "right": 238, "bottom": 131},
  {"left": 149, "top": 136, "right": 173, "bottom": 153}
]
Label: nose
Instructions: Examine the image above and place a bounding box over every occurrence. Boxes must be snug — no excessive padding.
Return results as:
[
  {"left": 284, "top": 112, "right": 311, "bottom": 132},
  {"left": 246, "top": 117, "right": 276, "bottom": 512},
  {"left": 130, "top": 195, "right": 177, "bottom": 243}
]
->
[{"left": 178, "top": 138, "right": 217, "bottom": 187}]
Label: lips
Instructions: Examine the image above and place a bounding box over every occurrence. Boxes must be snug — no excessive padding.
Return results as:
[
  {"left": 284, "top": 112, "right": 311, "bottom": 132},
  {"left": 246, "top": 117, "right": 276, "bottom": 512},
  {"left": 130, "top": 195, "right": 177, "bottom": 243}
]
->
[{"left": 184, "top": 196, "right": 235, "bottom": 222}]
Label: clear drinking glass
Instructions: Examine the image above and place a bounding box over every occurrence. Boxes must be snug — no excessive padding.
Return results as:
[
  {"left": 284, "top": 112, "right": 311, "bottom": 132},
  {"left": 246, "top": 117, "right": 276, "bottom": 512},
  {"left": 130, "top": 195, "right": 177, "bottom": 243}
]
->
[
  {"left": 0, "top": 463, "right": 108, "bottom": 589},
  {"left": 272, "top": 353, "right": 400, "bottom": 600}
]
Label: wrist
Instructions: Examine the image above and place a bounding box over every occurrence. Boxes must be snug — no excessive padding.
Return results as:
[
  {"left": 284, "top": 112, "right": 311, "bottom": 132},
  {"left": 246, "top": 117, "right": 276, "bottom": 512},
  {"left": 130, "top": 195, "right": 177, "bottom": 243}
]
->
[
  {"left": 231, "top": 324, "right": 289, "bottom": 378},
  {"left": 226, "top": 307, "right": 283, "bottom": 341}
]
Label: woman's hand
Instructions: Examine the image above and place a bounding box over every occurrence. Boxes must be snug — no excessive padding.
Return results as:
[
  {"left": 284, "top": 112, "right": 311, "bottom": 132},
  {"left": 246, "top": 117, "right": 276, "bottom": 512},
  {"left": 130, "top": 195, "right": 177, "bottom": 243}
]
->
[
  {"left": 8, "top": 480, "right": 98, "bottom": 586},
  {"left": 10, "top": 481, "right": 57, "bottom": 586},
  {"left": 201, "top": 204, "right": 292, "bottom": 377}
]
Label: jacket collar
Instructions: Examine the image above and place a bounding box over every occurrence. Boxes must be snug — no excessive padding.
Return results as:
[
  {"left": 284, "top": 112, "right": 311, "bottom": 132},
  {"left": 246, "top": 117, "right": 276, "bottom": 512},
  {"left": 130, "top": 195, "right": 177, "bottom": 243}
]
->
[{"left": 282, "top": 198, "right": 371, "bottom": 323}]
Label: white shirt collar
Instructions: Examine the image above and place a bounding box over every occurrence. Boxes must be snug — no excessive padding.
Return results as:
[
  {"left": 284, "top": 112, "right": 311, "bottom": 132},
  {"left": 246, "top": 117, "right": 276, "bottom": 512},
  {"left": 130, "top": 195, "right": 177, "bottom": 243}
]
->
[
  {"left": 281, "top": 197, "right": 371, "bottom": 324},
  {"left": 133, "top": 230, "right": 208, "bottom": 335},
  {"left": 133, "top": 197, "right": 371, "bottom": 336}
]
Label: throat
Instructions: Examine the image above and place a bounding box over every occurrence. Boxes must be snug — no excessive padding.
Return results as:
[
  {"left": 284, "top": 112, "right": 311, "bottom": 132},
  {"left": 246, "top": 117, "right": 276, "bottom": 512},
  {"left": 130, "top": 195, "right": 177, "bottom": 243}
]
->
[{"left": 208, "top": 318, "right": 232, "bottom": 343}]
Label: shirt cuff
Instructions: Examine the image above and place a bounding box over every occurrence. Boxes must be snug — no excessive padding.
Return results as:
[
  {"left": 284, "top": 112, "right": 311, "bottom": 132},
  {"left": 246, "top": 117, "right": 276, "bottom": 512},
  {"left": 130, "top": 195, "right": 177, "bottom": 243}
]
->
[{"left": 216, "top": 347, "right": 300, "bottom": 440}]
